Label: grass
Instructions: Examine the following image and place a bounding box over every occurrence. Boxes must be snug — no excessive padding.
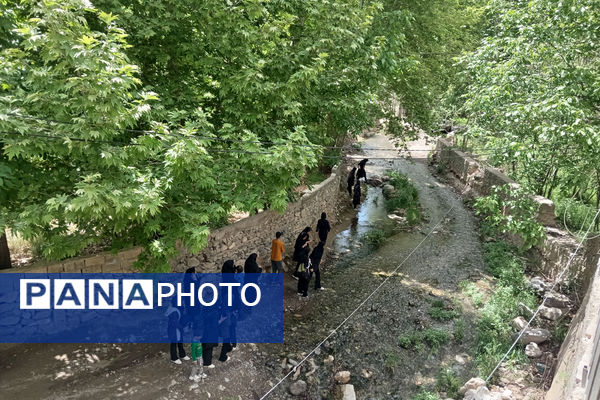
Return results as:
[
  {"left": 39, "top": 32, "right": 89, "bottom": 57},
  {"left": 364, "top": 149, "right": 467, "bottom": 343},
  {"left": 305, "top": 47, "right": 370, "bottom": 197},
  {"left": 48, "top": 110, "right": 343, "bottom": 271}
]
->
[
  {"left": 436, "top": 368, "right": 461, "bottom": 399},
  {"left": 453, "top": 319, "right": 465, "bottom": 342},
  {"left": 459, "top": 280, "right": 484, "bottom": 308},
  {"left": 384, "top": 351, "right": 402, "bottom": 368},
  {"left": 428, "top": 299, "right": 461, "bottom": 321},
  {"left": 399, "top": 328, "right": 450, "bottom": 354},
  {"left": 474, "top": 241, "right": 538, "bottom": 379},
  {"left": 413, "top": 390, "right": 442, "bottom": 400},
  {"left": 385, "top": 171, "right": 421, "bottom": 225}
]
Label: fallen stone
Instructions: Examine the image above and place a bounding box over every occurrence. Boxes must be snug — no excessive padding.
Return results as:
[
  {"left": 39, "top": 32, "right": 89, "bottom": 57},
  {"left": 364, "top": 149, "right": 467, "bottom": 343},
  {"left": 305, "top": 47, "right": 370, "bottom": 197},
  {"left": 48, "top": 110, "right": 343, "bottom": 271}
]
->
[
  {"left": 464, "top": 386, "right": 492, "bottom": 400},
  {"left": 539, "top": 305, "right": 563, "bottom": 321},
  {"left": 544, "top": 291, "right": 570, "bottom": 309},
  {"left": 360, "top": 369, "right": 373, "bottom": 379},
  {"left": 511, "top": 316, "right": 528, "bottom": 331},
  {"left": 455, "top": 353, "right": 469, "bottom": 365},
  {"left": 382, "top": 184, "right": 396, "bottom": 198},
  {"left": 529, "top": 276, "right": 548, "bottom": 295},
  {"left": 381, "top": 175, "right": 390, "bottom": 182},
  {"left": 518, "top": 328, "right": 551, "bottom": 344},
  {"left": 340, "top": 384, "right": 356, "bottom": 400},
  {"left": 518, "top": 302, "right": 535, "bottom": 318},
  {"left": 334, "top": 370, "right": 351, "bottom": 384},
  {"left": 525, "top": 342, "right": 543, "bottom": 358},
  {"left": 367, "top": 176, "right": 383, "bottom": 187},
  {"left": 288, "top": 380, "right": 307, "bottom": 396},
  {"left": 187, "top": 258, "right": 200, "bottom": 267},
  {"left": 460, "top": 377, "right": 487, "bottom": 395},
  {"left": 324, "top": 355, "right": 334, "bottom": 364}
]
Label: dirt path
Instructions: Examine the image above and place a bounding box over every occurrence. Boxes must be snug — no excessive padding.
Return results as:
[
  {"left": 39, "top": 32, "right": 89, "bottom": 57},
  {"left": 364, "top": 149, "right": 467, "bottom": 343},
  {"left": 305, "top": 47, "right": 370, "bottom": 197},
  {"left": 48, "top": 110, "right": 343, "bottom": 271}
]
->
[{"left": 0, "top": 133, "right": 486, "bottom": 400}]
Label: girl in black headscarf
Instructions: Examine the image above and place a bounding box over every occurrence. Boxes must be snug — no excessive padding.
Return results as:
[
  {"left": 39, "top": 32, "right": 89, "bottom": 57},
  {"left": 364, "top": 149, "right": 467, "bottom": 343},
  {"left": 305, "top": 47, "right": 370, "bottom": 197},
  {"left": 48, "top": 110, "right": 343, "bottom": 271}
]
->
[
  {"left": 347, "top": 167, "right": 357, "bottom": 196},
  {"left": 310, "top": 241, "right": 325, "bottom": 291},
  {"left": 357, "top": 159, "right": 368, "bottom": 182},
  {"left": 292, "top": 227, "right": 312, "bottom": 279},
  {"left": 316, "top": 212, "right": 331, "bottom": 243}
]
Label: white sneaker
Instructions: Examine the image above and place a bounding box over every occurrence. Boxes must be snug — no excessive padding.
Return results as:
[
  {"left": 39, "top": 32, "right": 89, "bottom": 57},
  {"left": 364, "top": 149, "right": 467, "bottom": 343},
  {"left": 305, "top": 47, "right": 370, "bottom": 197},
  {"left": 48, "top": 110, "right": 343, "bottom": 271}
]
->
[
  {"left": 199, "top": 373, "right": 208, "bottom": 379},
  {"left": 231, "top": 346, "right": 238, "bottom": 351},
  {"left": 182, "top": 356, "right": 191, "bottom": 361},
  {"left": 189, "top": 375, "right": 196, "bottom": 380},
  {"left": 206, "top": 364, "right": 215, "bottom": 369},
  {"left": 319, "top": 287, "right": 325, "bottom": 291},
  {"left": 171, "top": 359, "right": 182, "bottom": 365}
]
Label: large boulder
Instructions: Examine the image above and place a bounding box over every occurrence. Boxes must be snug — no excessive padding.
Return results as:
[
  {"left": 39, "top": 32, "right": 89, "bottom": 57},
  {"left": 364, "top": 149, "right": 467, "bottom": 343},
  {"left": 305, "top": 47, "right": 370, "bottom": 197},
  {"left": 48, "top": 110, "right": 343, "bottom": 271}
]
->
[
  {"left": 544, "top": 291, "right": 570, "bottom": 309},
  {"left": 382, "top": 184, "right": 396, "bottom": 198},
  {"left": 518, "top": 328, "right": 551, "bottom": 344},
  {"left": 525, "top": 342, "right": 543, "bottom": 358},
  {"left": 511, "top": 316, "right": 528, "bottom": 331},
  {"left": 539, "top": 305, "right": 563, "bottom": 321},
  {"left": 367, "top": 176, "right": 383, "bottom": 187}
]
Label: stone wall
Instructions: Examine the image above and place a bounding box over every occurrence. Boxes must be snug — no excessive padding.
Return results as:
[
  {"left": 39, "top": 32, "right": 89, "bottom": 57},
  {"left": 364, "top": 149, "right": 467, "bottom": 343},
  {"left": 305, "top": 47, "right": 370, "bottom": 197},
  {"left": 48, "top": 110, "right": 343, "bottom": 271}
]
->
[
  {"left": 171, "top": 163, "right": 348, "bottom": 272},
  {"left": 435, "top": 138, "right": 600, "bottom": 286},
  {"left": 0, "top": 247, "right": 142, "bottom": 274},
  {"left": 434, "top": 138, "right": 600, "bottom": 400},
  {"left": 2, "top": 163, "right": 348, "bottom": 274}
]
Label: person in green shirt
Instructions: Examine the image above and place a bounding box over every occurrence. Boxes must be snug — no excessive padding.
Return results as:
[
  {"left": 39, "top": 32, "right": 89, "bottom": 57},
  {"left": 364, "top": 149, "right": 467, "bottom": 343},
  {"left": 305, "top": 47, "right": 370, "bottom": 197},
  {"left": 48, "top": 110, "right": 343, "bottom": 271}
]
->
[{"left": 189, "top": 335, "right": 207, "bottom": 381}]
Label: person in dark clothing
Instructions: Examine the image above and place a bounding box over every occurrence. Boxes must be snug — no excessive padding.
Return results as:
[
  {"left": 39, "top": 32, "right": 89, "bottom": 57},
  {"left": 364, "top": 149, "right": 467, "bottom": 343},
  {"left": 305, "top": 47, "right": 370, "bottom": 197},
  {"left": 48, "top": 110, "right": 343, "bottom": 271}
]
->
[
  {"left": 316, "top": 212, "right": 331, "bottom": 243},
  {"left": 310, "top": 241, "right": 325, "bottom": 290},
  {"left": 166, "top": 297, "right": 188, "bottom": 364},
  {"left": 296, "top": 243, "right": 312, "bottom": 297},
  {"left": 201, "top": 305, "right": 219, "bottom": 368},
  {"left": 292, "top": 227, "right": 312, "bottom": 279},
  {"left": 244, "top": 253, "right": 262, "bottom": 285},
  {"left": 353, "top": 181, "right": 362, "bottom": 209},
  {"left": 347, "top": 167, "right": 357, "bottom": 196},
  {"left": 220, "top": 260, "right": 239, "bottom": 352},
  {"left": 182, "top": 267, "right": 197, "bottom": 328},
  {"left": 357, "top": 159, "right": 368, "bottom": 182}
]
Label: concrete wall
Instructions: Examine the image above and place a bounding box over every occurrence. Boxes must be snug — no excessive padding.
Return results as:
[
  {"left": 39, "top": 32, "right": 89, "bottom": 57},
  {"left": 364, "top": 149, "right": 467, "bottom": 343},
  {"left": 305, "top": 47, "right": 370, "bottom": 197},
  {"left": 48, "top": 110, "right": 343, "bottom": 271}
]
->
[
  {"left": 434, "top": 139, "right": 600, "bottom": 400},
  {"left": 2, "top": 164, "right": 347, "bottom": 274}
]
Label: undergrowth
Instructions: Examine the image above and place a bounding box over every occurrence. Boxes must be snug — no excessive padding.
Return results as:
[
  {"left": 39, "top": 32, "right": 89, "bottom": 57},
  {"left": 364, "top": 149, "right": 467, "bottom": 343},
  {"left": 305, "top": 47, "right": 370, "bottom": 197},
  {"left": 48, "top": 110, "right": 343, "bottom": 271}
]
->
[{"left": 385, "top": 171, "right": 421, "bottom": 225}]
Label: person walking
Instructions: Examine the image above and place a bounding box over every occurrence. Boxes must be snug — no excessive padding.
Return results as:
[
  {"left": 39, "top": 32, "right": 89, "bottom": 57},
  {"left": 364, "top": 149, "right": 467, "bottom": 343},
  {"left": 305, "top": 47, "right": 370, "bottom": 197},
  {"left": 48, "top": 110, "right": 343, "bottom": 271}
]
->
[
  {"left": 244, "top": 253, "right": 262, "bottom": 285},
  {"left": 296, "top": 242, "right": 312, "bottom": 298},
  {"left": 292, "top": 227, "right": 312, "bottom": 279},
  {"left": 353, "top": 181, "right": 362, "bottom": 209},
  {"left": 316, "top": 212, "right": 331, "bottom": 243},
  {"left": 310, "top": 241, "right": 325, "bottom": 291},
  {"left": 270, "top": 231, "right": 285, "bottom": 274},
  {"left": 167, "top": 298, "right": 189, "bottom": 364},
  {"left": 347, "top": 166, "right": 357, "bottom": 196},
  {"left": 357, "top": 159, "right": 368, "bottom": 182}
]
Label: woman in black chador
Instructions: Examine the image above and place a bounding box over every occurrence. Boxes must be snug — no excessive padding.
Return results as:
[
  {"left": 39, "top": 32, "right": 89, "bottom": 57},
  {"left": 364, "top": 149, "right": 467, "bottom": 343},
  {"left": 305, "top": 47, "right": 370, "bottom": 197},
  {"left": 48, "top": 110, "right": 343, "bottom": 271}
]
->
[
  {"left": 356, "top": 158, "right": 368, "bottom": 182},
  {"left": 316, "top": 212, "right": 331, "bottom": 243},
  {"left": 346, "top": 166, "right": 356, "bottom": 196}
]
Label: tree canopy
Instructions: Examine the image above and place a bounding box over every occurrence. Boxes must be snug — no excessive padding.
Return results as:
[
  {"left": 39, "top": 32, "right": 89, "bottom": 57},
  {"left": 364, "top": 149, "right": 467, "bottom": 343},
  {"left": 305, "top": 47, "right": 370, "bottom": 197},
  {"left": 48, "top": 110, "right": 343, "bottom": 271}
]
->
[{"left": 0, "top": 0, "right": 483, "bottom": 270}]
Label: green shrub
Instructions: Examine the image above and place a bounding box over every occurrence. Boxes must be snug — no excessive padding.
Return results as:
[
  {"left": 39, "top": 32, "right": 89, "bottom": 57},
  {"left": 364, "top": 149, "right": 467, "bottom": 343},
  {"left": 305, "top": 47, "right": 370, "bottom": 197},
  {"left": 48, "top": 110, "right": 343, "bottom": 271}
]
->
[
  {"left": 436, "top": 368, "right": 461, "bottom": 399},
  {"left": 459, "top": 280, "right": 484, "bottom": 308},
  {"left": 363, "top": 228, "right": 386, "bottom": 247},
  {"left": 428, "top": 299, "right": 460, "bottom": 321},
  {"left": 413, "top": 390, "right": 442, "bottom": 400},
  {"left": 423, "top": 328, "right": 450, "bottom": 352},
  {"left": 385, "top": 172, "right": 421, "bottom": 225},
  {"left": 453, "top": 319, "right": 465, "bottom": 342},
  {"left": 474, "top": 184, "right": 545, "bottom": 250}
]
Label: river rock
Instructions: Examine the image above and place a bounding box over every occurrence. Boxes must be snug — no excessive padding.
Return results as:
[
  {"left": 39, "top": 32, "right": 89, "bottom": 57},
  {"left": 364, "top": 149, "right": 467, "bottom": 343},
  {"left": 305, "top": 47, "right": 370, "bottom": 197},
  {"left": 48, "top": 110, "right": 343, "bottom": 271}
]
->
[
  {"left": 289, "top": 380, "right": 307, "bottom": 396},
  {"left": 518, "top": 328, "right": 551, "bottom": 344},
  {"left": 460, "top": 377, "right": 487, "bottom": 395},
  {"left": 187, "top": 257, "right": 200, "bottom": 267},
  {"left": 367, "top": 176, "right": 383, "bottom": 187},
  {"left": 334, "top": 370, "right": 351, "bottom": 384},
  {"left": 529, "top": 276, "right": 549, "bottom": 295},
  {"left": 464, "top": 386, "right": 492, "bottom": 400},
  {"left": 518, "top": 302, "right": 535, "bottom": 318},
  {"left": 381, "top": 175, "right": 390, "bottom": 182},
  {"left": 340, "top": 384, "right": 356, "bottom": 400},
  {"left": 544, "top": 291, "right": 570, "bottom": 309},
  {"left": 525, "top": 342, "right": 543, "bottom": 358},
  {"left": 539, "top": 305, "right": 563, "bottom": 321},
  {"left": 382, "top": 184, "right": 396, "bottom": 198},
  {"left": 511, "top": 316, "right": 528, "bottom": 331}
]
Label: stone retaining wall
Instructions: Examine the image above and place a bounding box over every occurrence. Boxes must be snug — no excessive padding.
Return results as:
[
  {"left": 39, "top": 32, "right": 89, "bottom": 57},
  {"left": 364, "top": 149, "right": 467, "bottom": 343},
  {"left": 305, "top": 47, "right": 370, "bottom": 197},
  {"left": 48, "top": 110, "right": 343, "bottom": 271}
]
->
[
  {"left": 2, "top": 164, "right": 348, "bottom": 274},
  {"left": 435, "top": 138, "right": 599, "bottom": 286}
]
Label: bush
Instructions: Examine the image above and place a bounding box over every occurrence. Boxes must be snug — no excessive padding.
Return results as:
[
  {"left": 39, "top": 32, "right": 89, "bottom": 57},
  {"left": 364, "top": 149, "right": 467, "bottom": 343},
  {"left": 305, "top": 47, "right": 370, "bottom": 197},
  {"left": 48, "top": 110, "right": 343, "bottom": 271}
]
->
[
  {"left": 428, "top": 299, "right": 460, "bottom": 321},
  {"left": 474, "top": 184, "right": 545, "bottom": 250},
  {"left": 413, "top": 390, "right": 442, "bottom": 400},
  {"left": 385, "top": 171, "right": 421, "bottom": 225},
  {"left": 436, "top": 368, "right": 461, "bottom": 399},
  {"left": 363, "top": 228, "right": 386, "bottom": 247},
  {"left": 423, "top": 328, "right": 450, "bottom": 352}
]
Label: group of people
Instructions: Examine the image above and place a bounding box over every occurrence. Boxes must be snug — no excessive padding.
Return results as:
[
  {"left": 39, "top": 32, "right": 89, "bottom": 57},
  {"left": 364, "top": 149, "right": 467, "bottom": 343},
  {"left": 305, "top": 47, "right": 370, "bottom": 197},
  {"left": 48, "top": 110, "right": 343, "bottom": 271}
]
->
[
  {"left": 168, "top": 161, "right": 368, "bottom": 380},
  {"left": 347, "top": 158, "right": 368, "bottom": 209}
]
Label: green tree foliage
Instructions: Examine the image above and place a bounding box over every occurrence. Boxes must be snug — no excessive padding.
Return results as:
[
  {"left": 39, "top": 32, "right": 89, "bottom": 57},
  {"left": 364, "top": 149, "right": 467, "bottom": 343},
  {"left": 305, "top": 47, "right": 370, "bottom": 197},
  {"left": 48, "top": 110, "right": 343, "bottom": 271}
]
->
[
  {"left": 0, "top": 0, "right": 484, "bottom": 270},
  {"left": 451, "top": 0, "right": 600, "bottom": 213}
]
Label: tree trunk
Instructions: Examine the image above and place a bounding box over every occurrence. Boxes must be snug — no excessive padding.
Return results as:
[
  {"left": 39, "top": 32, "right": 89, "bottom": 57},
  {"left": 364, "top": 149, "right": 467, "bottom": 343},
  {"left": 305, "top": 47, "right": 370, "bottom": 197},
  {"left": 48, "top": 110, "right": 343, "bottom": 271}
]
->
[{"left": 0, "top": 231, "right": 11, "bottom": 269}]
